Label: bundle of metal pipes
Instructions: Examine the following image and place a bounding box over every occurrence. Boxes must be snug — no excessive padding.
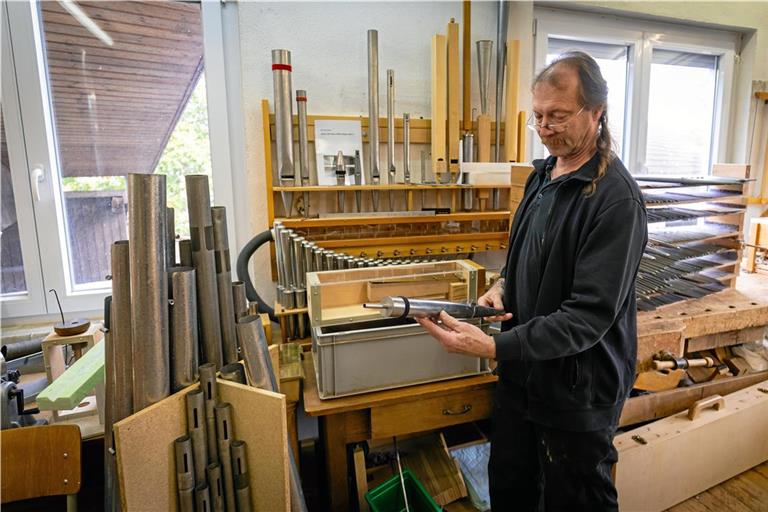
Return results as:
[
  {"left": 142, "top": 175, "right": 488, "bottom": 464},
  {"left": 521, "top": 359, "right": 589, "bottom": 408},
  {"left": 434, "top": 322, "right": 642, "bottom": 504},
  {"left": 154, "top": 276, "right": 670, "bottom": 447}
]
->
[
  {"left": 175, "top": 364, "right": 252, "bottom": 512},
  {"left": 105, "top": 173, "right": 254, "bottom": 511},
  {"left": 273, "top": 221, "right": 453, "bottom": 340}
]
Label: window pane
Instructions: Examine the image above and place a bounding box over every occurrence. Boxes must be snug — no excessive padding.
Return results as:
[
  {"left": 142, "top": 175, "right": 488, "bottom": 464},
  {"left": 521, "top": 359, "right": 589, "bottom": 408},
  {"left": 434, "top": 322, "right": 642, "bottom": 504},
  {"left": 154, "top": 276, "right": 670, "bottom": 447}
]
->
[
  {"left": 1, "top": 112, "right": 28, "bottom": 295},
  {"left": 644, "top": 49, "right": 718, "bottom": 176},
  {"left": 547, "top": 38, "right": 628, "bottom": 157},
  {"left": 40, "top": 1, "right": 212, "bottom": 289}
]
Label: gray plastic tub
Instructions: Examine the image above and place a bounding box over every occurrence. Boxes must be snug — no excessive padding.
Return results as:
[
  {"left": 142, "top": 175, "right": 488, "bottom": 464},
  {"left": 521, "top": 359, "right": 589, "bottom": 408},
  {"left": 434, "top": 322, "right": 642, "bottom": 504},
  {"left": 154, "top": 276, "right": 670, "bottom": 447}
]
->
[{"left": 312, "top": 318, "right": 491, "bottom": 399}]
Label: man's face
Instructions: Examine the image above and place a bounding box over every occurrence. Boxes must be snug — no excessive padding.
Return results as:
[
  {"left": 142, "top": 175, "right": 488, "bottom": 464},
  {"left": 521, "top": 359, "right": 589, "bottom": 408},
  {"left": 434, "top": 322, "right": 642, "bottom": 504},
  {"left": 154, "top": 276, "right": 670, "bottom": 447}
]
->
[{"left": 532, "top": 67, "right": 601, "bottom": 158}]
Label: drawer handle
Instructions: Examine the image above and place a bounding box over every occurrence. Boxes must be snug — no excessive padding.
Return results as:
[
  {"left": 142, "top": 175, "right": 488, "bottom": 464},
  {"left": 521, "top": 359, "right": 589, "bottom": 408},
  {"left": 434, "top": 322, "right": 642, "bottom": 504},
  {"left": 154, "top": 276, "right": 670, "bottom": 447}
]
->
[{"left": 443, "top": 404, "right": 472, "bottom": 416}]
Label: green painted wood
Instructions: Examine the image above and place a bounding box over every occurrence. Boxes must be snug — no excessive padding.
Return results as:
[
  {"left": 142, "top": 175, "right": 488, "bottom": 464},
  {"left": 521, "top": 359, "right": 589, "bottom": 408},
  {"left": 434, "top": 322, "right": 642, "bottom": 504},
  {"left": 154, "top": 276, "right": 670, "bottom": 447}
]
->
[{"left": 36, "top": 340, "right": 105, "bottom": 411}]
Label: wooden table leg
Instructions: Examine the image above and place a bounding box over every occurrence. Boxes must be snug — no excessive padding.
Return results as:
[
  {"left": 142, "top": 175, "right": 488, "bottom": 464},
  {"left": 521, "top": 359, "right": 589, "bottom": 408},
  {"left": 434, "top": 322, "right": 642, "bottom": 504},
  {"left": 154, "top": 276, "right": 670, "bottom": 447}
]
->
[
  {"left": 286, "top": 400, "right": 300, "bottom": 472},
  {"left": 746, "top": 222, "right": 760, "bottom": 273},
  {"left": 322, "top": 413, "right": 350, "bottom": 512}
]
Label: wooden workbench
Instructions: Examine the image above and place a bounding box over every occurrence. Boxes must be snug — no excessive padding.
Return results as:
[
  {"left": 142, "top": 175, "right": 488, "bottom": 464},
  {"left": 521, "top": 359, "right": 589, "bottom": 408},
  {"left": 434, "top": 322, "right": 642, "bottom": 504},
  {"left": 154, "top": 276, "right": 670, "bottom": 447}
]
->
[{"left": 303, "top": 289, "right": 768, "bottom": 511}]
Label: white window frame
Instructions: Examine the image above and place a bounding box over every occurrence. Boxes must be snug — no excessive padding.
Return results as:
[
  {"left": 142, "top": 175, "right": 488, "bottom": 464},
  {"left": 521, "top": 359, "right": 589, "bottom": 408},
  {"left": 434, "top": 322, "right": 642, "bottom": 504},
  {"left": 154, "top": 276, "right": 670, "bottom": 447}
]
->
[
  {"left": 1, "top": 0, "right": 240, "bottom": 319},
  {"left": 533, "top": 7, "right": 737, "bottom": 176}
]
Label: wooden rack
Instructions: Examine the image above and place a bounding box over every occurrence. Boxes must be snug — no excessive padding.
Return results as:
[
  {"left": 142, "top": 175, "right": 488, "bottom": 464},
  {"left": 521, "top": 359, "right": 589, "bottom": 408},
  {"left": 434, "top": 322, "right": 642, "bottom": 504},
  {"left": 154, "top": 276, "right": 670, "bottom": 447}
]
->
[{"left": 261, "top": 99, "right": 531, "bottom": 262}]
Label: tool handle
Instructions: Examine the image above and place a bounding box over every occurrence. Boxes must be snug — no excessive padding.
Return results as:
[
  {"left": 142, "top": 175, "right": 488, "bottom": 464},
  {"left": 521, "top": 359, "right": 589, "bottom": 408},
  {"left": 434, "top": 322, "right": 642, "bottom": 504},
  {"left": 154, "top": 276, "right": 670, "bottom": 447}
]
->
[{"left": 687, "top": 395, "right": 725, "bottom": 420}]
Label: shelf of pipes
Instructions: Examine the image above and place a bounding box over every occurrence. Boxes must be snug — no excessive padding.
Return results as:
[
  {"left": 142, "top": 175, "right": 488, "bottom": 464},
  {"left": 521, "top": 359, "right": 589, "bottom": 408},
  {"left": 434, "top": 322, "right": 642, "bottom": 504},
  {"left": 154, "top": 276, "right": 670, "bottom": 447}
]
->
[{"left": 262, "top": 104, "right": 530, "bottom": 344}]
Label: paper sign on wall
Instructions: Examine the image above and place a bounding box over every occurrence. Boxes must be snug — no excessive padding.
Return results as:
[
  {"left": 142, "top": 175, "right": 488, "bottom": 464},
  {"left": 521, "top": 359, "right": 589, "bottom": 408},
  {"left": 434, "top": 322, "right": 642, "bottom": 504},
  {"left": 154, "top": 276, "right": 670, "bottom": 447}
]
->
[{"left": 314, "top": 120, "right": 365, "bottom": 186}]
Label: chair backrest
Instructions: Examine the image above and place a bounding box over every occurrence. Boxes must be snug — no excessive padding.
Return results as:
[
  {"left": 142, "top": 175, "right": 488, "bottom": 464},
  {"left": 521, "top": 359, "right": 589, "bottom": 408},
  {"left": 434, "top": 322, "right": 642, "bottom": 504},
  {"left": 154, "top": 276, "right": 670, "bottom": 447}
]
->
[{"left": 1, "top": 424, "right": 82, "bottom": 503}]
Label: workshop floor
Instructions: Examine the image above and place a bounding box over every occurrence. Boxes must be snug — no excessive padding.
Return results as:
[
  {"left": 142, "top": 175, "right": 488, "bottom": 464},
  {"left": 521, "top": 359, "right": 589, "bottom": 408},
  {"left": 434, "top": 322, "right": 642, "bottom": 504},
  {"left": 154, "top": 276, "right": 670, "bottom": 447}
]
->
[{"left": 668, "top": 461, "right": 768, "bottom": 511}]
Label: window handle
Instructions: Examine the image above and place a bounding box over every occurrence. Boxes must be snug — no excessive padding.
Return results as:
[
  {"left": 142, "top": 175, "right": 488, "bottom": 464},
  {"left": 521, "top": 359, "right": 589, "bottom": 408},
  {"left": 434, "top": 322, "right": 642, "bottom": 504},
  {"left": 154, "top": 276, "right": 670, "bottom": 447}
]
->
[{"left": 31, "top": 167, "right": 44, "bottom": 202}]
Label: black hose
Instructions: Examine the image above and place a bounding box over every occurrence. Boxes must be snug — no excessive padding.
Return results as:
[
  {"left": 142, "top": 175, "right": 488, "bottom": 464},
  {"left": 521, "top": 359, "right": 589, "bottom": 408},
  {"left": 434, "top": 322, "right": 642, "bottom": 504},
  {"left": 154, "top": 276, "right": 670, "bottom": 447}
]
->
[
  {"left": 236, "top": 229, "right": 277, "bottom": 323},
  {"left": 1, "top": 338, "right": 44, "bottom": 361}
]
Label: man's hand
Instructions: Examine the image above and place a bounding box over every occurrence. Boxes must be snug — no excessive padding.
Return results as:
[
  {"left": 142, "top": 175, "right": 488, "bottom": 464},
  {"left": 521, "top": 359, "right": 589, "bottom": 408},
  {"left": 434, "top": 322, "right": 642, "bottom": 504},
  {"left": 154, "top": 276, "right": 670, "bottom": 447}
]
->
[
  {"left": 478, "top": 279, "right": 513, "bottom": 323},
  {"left": 416, "top": 311, "right": 497, "bottom": 359}
]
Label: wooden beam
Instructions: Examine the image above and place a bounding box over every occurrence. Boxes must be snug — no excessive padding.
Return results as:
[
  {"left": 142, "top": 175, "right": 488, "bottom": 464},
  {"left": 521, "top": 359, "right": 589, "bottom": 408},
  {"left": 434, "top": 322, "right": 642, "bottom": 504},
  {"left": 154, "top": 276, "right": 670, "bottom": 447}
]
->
[
  {"left": 447, "top": 19, "right": 461, "bottom": 173},
  {"left": 504, "top": 40, "right": 520, "bottom": 162},
  {"left": 431, "top": 34, "right": 448, "bottom": 174},
  {"left": 462, "top": 1, "right": 472, "bottom": 126},
  {"left": 618, "top": 371, "right": 768, "bottom": 427}
]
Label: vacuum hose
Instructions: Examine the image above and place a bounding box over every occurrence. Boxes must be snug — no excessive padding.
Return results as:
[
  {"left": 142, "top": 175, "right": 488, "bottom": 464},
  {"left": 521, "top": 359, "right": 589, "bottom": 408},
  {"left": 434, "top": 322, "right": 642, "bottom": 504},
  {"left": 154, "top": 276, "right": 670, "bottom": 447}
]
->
[{"left": 236, "top": 229, "right": 278, "bottom": 323}]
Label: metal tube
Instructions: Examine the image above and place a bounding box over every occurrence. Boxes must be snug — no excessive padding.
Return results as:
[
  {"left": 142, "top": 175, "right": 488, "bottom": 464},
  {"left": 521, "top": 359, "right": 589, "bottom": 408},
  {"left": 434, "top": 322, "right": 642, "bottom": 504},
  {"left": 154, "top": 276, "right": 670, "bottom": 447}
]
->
[
  {"left": 236, "top": 315, "right": 270, "bottom": 389},
  {"left": 198, "top": 363, "right": 220, "bottom": 464},
  {"left": 313, "top": 246, "right": 324, "bottom": 272},
  {"left": 167, "top": 207, "right": 176, "bottom": 267},
  {"left": 103, "top": 301, "right": 117, "bottom": 512},
  {"left": 335, "top": 150, "right": 346, "bottom": 213},
  {"left": 476, "top": 40, "right": 493, "bottom": 115},
  {"left": 353, "top": 150, "right": 363, "bottom": 212},
  {"left": 302, "top": 242, "right": 314, "bottom": 275},
  {"left": 273, "top": 222, "right": 285, "bottom": 288},
  {"left": 247, "top": 302, "right": 260, "bottom": 317},
  {"left": 403, "top": 113, "right": 411, "bottom": 184},
  {"left": 232, "top": 281, "right": 248, "bottom": 321},
  {"left": 195, "top": 483, "right": 211, "bottom": 512},
  {"left": 211, "top": 207, "right": 238, "bottom": 365},
  {"left": 279, "top": 229, "right": 296, "bottom": 289},
  {"left": 207, "top": 462, "right": 225, "bottom": 512},
  {"left": 235, "top": 478, "right": 252, "bottom": 512},
  {"left": 295, "top": 290, "right": 307, "bottom": 339},
  {"left": 363, "top": 296, "right": 504, "bottom": 319},
  {"left": 186, "top": 175, "right": 223, "bottom": 369},
  {"left": 174, "top": 435, "right": 195, "bottom": 512},
  {"left": 168, "top": 267, "right": 199, "bottom": 392},
  {"left": 272, "top": 49, "right": 295, "bottom": 216},
  {"left": 178, "top": 487, "right": 194, "bottom": 512},
  {"left": 386, "top": 69, "right": 396, "bottom": 201},
  {"left": 185, "top": 388, "right": 208, "bottom": 487},
  {"left": 215, "top": 403, "right": 237, "bottom": 512},
  {"left": 368, "top": 29, "right": 381, "bottom": 212},
  {"left": 296, "top": 90, "right": 311, "bottom": 218},
  {"left": 127, "top": 173, "right": 169, "bottom": 411},
  {"left": 219, "top": 362, "right": 246, "bottom": 385},
  {"left": 291, "top": 235, "right": 305, "bottom": 288},
  {"left": 494, "top": 1, "right": 509, "bottom": 162},
  {"left": 463, "top": 132, "right": 475, "bottom": 163},
  {"left": 110, "top": 240, "right": 133, "bottom": 418},
  {"left": 231, "top": 440, "right": 251, "bottom": 511},
  {"left": 179, "top": 239, "right": 193, "bottom": 267}
]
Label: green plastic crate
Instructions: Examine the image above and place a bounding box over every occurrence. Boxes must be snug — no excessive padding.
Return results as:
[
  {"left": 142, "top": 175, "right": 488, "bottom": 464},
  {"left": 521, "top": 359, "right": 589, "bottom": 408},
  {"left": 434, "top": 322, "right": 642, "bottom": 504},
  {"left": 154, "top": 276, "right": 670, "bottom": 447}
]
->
[{"left": 365, "top": 469, "right": 441, "bottom": 512}]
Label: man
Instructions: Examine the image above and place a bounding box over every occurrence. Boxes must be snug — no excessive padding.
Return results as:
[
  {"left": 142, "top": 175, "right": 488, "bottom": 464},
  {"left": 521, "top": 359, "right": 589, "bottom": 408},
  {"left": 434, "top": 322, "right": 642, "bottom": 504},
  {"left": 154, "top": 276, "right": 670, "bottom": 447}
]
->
[{"left": 417, "top": 51, "right": 647, "bottom": 511}]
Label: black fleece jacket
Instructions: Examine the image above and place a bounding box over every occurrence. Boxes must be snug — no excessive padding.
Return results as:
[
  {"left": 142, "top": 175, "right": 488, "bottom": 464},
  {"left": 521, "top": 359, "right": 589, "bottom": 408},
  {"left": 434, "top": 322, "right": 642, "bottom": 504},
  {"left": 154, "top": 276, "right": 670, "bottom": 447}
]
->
[{"left": 494, "top": 152, "right": 647, "bottom": 431}]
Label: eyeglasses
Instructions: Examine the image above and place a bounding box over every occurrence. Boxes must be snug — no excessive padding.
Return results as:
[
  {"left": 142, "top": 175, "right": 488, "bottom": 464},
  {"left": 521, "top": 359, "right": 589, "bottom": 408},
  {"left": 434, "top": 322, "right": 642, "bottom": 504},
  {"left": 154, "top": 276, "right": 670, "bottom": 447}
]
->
[{"left": 527, "top": 106, "right": 585, "bottom": 133}]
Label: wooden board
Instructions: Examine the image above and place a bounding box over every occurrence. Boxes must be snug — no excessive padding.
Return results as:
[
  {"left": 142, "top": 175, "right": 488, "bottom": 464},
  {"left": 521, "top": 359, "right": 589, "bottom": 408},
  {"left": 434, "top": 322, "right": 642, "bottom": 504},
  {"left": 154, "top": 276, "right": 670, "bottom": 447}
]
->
[
  {"left": 461, "top": 1, "right": 471, "bottom": 127},
  {"left": 615, "top": 381, "right": 768, "bottom": 511},
  {"left": 619, "top": 371, "right": 768, "bottom": 426},
  {"left": 114, "top": 380, "right": 289, "bottom": 512},
  {"left": 37, "top": 336, "right": 104, "bottom": 411},
  {"left": 431, "top": 34, "right": 447, "bottom": 174},
  {"left": 686, "top": 325, "right": 765, "bottom": 353},
  {"left": 477, "top": 114, "right": 491, "bottom": 162},
  {"left": 0, "top": 424, "right": 82, "bottom": 503},
  {"left": 503, "top": 40, "right": 520, "bottom": 162},
  {"left": 447, "top": 20, "right": 460, "bottom": 173}
]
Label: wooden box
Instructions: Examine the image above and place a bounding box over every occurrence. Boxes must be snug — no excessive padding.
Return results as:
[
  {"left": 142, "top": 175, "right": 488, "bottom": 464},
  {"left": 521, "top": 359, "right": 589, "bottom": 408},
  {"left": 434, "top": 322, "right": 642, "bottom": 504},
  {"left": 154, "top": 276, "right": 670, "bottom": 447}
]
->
[
  {"left": 306, "top": 260, "right": 485, "bottom": 327},
  {"left": 614, "top": 380, "right": 768, "bottom": 511}
]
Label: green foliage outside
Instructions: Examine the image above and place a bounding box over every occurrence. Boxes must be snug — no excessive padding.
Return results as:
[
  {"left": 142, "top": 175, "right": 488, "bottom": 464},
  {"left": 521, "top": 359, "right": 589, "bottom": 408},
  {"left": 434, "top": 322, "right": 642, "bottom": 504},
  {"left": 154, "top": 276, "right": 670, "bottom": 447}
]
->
[{"left": 61, "top": 76, "right": 213, "bottom": 238}]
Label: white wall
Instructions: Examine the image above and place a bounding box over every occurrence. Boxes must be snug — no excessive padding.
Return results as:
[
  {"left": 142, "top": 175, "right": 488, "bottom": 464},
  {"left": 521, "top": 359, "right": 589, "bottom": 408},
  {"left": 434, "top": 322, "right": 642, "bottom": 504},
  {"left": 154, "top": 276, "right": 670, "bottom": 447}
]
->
[{"left": 236, "top": 1, "right": 766, "bottom": 301}]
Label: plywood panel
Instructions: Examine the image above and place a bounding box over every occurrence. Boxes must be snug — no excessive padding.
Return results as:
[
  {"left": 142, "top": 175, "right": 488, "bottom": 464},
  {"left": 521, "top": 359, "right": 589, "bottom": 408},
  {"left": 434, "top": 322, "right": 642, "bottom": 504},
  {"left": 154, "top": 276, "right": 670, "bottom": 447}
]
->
[
  {"left": 615, "top": 381, "right": 768, "bottom": 511},
  {"left": 114, "top": 380, "right": 289, "bottom": 512}
]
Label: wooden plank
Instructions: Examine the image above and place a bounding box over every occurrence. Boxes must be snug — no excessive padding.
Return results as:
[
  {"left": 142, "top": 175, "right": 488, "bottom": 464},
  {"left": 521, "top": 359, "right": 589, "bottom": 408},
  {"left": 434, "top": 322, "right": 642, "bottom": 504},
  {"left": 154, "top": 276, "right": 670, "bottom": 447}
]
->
[
  {"left": 615, "top": 382, "right": 768, "bottom": 511},
  {"left": 477, "top": 114, "right": 492, "bottom": 162},
  {"left": 37, "top": 337, "right": 104, "bottom": 411},
  {"left": 0, "top": 425, "right": 82, "bottom": 503},
  {"left": 636, "top": 318, "right": 685, "bottom": 372},
  {"left": 447, "top": 19, "right": 461, "bottom": 173},
  {"left": 353, "top": 445, "right": 369, "bottom": 512},
  {"left": 114, "top": 380, "right": 289, "bottom": 512},
  {"left": 462, "top": 1, "right": 472, "bottom": 127},
  {"left": 503, "top": 40, "right": 520, "bottom": 162},
  {"left": 712, "top": 163, "right": 751, "bottom": 179},
  {"left": 277, "top": 211, "right": 511, "bottom": 229},
  {"left": 517, "top": 111, "right": 527, "bottom": 162},
  {"left": 431, "top": 34, "right": 448, "bottom": 174},
  {"left": 618, "top": 371, "right": 768, "bottom": 427},
  {"left": 686, "top": 325, "right": 766, "bottom": 352}
]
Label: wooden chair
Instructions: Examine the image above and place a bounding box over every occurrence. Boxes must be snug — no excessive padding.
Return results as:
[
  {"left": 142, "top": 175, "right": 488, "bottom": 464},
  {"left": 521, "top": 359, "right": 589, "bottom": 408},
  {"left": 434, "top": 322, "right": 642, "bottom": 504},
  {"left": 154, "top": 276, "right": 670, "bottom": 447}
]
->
[{"left": 1, "top": 424, "right": 82, "bottom": 511}]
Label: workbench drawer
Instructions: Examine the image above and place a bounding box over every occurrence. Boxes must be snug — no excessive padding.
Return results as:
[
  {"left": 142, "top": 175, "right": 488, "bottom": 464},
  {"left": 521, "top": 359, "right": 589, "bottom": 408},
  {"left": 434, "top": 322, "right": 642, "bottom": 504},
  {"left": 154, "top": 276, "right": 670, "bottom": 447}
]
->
[{"left": 370, "top": 388, "right": 492, "bottom": 439}]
